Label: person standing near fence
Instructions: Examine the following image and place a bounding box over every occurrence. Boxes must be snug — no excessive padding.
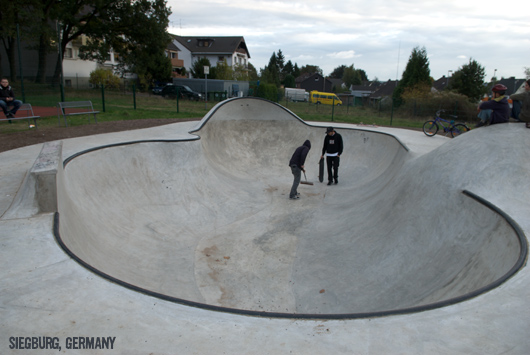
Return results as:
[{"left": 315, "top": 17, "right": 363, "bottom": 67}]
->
[
  {"left": 0, "top": 78, "right": 22, "bottom": 121},
  {"left": 320, "top": 127, "right": 343, "bottom": 185}
]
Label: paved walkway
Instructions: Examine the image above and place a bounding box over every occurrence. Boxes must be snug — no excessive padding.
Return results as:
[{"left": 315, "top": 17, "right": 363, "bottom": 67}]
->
[{"left": 1, "top": 98, "right": 529, "bottom": 354}]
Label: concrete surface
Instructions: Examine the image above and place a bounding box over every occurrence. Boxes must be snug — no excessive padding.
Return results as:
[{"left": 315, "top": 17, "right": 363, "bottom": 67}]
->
[{"left": 1, "top": 97, "right": 529, "bottom": 354}]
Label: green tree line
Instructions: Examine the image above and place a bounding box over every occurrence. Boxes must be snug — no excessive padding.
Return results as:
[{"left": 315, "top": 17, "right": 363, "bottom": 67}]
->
[{"left": 257, "top": 46, "right": 499, "bottom": 106}]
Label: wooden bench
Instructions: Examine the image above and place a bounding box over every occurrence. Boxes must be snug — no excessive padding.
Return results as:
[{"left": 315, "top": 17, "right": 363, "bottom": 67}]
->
[
  {"left": 57, "top": 100, "right": 99, "bottom": 126},
  {"left": 1, "top": 103, "right": 40, "bottom": 128}
]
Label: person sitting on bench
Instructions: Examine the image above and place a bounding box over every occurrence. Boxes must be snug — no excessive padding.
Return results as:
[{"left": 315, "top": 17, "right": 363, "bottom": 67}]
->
[{"left": 0, "top": 78, "right": 22, "bottom": 121}]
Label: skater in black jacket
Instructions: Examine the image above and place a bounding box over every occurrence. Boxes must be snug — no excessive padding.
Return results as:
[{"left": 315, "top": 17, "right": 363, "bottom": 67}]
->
[{"left": 320, "top": 127, "right": 343, "bottom": 185}]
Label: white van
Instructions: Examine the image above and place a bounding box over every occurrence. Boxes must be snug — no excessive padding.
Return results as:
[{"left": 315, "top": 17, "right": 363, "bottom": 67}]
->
[{"left": 285, "top": 88, "right": 309, "bottom": 102}]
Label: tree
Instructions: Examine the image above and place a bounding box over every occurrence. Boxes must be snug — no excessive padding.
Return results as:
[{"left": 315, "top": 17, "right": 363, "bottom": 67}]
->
[
  {"left": 190, "top": 57, "right": 212, "bottom": 79},
  {"left": 133, "top": 48, "right": 172, "bottom": 89},
  {"left": 233, "top": 63, "right": 249, "bottom": 81},
  {"left": 260, "top": 66, "right": 278, "bottom": 86},
  {"left": 260, "top": 52, "right": 280, "bottom": 86},
  {"left": 299, "top": 65, "right": 322, "bottom": 76},
  {"left": 256, "top": 83, "right": 278, "bottom": 102},
  {"left": 342, "top": 65, "right": 359, "bottom": 87},
  {"left": 276, "top": 49, "right": 285, "bottom": 81},
  {"left": 283, "top": 60, "right": 294, "bottom": 77},
  {"left": 0, "top": 2, "right": 18, "bottom": 81},
  {"left": 0, "top": 0, "right": 37, "bottom": 81},
  {"left": 340, "top": 64, "right": 369, "bottom": 88},
  {"left": 247, "top": 62, "right": 259, "bottom": 81},
  {"left": 449, "top": 58, "right": 486, "bottom": 102},
  {"left": 393, "top": 46, "right": 431, "bottom": 105},
  {"left": 34, "top": 0, "right": 59, "bottom": 83},
  {"left": 215, "top": 59, "right": 232, "bottom": 80},
  {"left": 292, "top": 63, "right": 301, "bottom": 79},
  {"left": 89, "top": 68, "right": 121, "bottom": 88},
  {"left": 283, "top": 74, "right": 295, "bottom": 88},
  {"left": 76, "top": 0, "right": 172, "bottom": 85},
  {"left": 330, "top": 65, "right": 347, "bottom": 79},
  {"left": 356, "top": 69, "right": 368, "bottom": 82}
]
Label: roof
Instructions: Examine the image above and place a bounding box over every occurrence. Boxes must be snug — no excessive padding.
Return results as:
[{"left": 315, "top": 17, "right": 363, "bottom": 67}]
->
[
  {"left": 328, "top": 78, "right": 344, "bottom": 89},
  {"left": 171, "top": 35, "right": 250, "bottom": 58},
  {"left": 295, "top": 72, "right": 314, "bottom": 83},
  {"left": 295, "top": 73, "right": 334, "bottom": 92},
  {"left": 369, "top": 80, "right": 398, "bottom": 99},
  {"left": 495, "top": 77, "right": 526, "bottom": 96},
  {"left": 350, "top": 84, "right": 376, "bottom": 92},
  {"left": 432, "top": 76, "right": 449, "bottom": 92},
  {"left": 166, "top": 41, "right": 180, "bottom": 52}
]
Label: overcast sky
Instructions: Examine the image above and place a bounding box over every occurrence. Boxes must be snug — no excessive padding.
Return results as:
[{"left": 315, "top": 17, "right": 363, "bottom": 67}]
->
[{"left": 167, "top": 0, "right": 529, "bottom": 82}]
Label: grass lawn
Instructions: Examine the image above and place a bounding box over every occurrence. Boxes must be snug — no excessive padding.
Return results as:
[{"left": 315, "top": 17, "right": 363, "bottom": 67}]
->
[{"left": 2, "top": 89, "right": 438, "bottom": 134}]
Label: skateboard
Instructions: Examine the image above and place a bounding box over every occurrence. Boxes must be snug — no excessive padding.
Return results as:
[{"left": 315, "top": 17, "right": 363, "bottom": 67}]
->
[{"left": 318, "top": 157, "right": 324, "bottom": 183}]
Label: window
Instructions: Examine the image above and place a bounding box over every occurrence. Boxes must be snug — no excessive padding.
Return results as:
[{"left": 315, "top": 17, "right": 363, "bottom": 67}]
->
[{"left": 64, "top": 48, "right": 73, "bottom": 59}]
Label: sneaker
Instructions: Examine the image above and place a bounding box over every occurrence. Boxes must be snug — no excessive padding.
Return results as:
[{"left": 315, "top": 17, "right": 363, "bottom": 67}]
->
[
  {"left": 289, "top": 195, "right": 300, "bottom": 200},
  {"left": 6, "top": 112, "right": 14, "bottom": 118},
  {"left": 334, "top": 179, "right": 338, "bottom": 185},
  {"left": 327, "top": 181, "right": 332, "bottom": 185}
]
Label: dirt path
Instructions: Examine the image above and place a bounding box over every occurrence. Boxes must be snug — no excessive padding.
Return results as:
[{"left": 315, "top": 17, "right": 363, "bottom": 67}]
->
[{"left": 0, "top": 118, "right": 200, "bottom": 153}]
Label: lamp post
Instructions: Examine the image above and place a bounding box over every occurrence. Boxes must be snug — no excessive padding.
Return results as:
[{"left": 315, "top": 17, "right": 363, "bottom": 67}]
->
[{"left": 447, "top": 70, "right": 452, "bottom": 89}]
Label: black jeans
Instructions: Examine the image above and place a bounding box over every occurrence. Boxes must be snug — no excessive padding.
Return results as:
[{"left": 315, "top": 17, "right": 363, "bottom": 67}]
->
[
  {"left": 326, "top": 156, "right": 340, "bottom": 182},
  {"left": 290, "top": 165, "right": 301, "bottom": 198}
]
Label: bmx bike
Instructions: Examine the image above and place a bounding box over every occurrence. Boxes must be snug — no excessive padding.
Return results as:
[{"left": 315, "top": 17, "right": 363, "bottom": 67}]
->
[{"left": 423, "top": 110, "right": 470, "bottom": 138}]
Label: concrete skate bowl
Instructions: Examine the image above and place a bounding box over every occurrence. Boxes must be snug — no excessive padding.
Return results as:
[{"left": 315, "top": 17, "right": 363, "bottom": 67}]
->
[{"left": 55, "top": 97, "right": 527, "bottom": 319}]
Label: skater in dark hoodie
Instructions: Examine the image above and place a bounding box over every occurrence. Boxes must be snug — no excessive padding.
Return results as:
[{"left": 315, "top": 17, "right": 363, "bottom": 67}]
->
[{"left": 288, "top": 140, "right": 311, "bottom": 200}]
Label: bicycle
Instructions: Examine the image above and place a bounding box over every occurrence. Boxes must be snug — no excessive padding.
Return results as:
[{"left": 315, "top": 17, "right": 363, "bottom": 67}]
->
[{"left": 423, "top": 110, "right": 470, "bottom": 137}]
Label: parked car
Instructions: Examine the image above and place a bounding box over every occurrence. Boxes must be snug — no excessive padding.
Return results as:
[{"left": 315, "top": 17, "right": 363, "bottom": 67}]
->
[
  {"left": 161, "top": 85, "right": 202, "bottom": 101},
  {"left": 152, "top": 85, "right": 165, "bottom": 95}
]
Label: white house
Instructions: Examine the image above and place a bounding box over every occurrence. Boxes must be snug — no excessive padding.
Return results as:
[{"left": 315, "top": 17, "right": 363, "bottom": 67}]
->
[
  {"left": 62, "top": 35, "right": 128, "bottom": 88},
  {"left": 171, "top": 35, "right": 250, "bottom": 78}
]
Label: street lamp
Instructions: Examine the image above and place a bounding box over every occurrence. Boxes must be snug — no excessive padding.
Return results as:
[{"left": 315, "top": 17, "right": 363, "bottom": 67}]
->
[{"left": 447, "top": 70, "right": 452, "bottom": 89}]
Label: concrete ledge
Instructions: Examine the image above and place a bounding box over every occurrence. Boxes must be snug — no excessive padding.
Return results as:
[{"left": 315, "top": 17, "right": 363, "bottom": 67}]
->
[
  {"left": 1, "top": 141, "right": 62, "bottom": 219},
  {"left": 31, "top": 141, "right": 63, "bottom": 213}
]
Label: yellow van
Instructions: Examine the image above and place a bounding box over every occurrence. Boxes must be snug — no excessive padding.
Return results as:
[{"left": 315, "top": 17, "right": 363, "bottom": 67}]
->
[{"left": 309, "top": 91, "right": 343, "bottom": 106}]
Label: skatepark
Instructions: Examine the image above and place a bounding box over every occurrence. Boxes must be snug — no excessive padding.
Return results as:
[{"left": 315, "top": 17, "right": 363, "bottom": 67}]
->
[{"left": 1, "top": 97, "right": 529, "bottom": 353}]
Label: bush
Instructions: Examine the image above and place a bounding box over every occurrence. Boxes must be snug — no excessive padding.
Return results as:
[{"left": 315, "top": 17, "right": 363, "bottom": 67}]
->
[
  {"left": 398, "top": 90, "right": 478, "bottom": 122},
  {"left": 89, "top": 68, "right": 121, "bottom": 89},
  {"left": 256, "top": 83, "right": 279, "bottom": 102}
]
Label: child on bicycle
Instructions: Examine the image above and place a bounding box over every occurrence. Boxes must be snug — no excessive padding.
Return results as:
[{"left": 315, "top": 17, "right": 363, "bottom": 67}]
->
[{"left": 475, "top": 84, "right": 510, "bottom": 127}]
